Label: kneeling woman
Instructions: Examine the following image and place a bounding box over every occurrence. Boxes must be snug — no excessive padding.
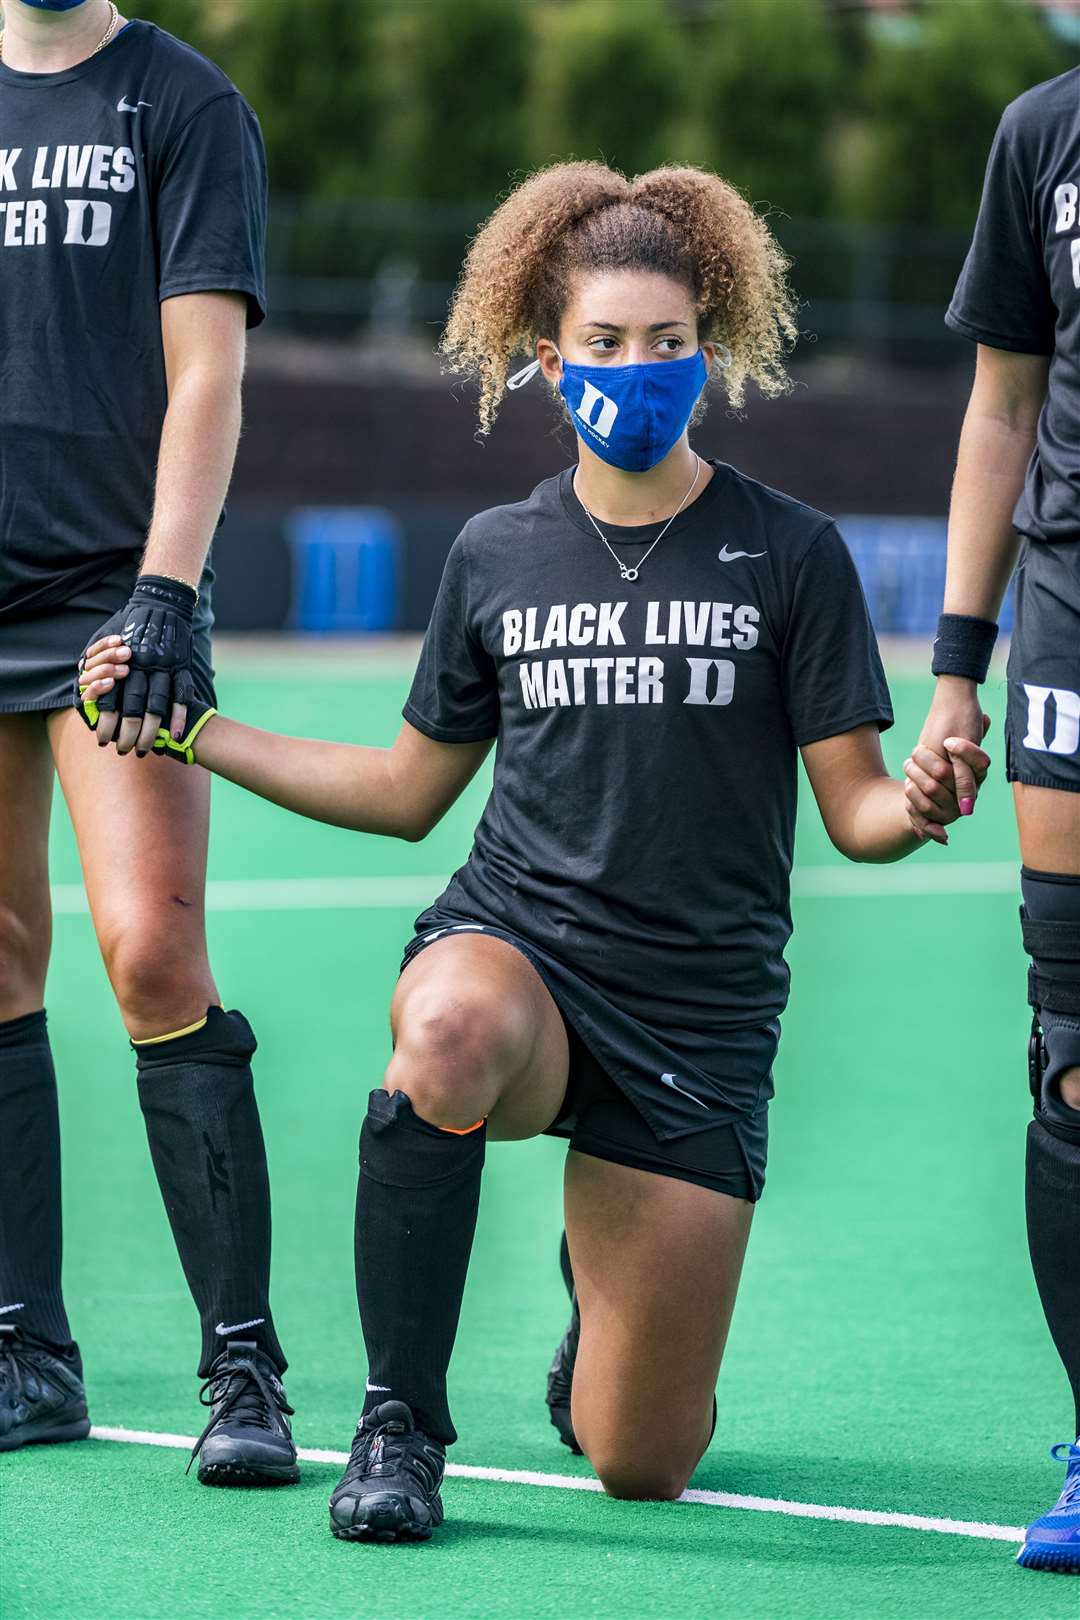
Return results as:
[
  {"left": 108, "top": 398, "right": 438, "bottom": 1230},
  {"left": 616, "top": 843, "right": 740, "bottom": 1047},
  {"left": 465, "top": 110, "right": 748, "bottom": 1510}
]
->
[{"left": 81, "top": 162, "right": 987, "bottom": 1542}]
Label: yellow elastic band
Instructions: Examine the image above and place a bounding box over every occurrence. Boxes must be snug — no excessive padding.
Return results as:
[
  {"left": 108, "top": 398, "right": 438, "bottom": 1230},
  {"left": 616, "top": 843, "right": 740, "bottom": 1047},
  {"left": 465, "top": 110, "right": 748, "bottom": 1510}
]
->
[{"left": 132, "top": 1014, "right": 209, "bottom": 1047}]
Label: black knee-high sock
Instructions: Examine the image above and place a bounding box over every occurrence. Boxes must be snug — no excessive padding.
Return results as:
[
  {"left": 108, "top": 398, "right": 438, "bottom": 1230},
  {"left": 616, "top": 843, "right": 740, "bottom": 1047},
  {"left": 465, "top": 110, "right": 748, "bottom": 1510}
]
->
[
  {"left": 355, "top": 1089, "right": 486, "bottom": 1445},
  {"left": 1027, "top": 1120, "right": 1080, "bottom": 1439},
  {"left": 135, "top": 1007, "right": 286, "bottom": 1377},
  {"left": 0, "top": 1011, "right": 72, "bottom": 1348}
]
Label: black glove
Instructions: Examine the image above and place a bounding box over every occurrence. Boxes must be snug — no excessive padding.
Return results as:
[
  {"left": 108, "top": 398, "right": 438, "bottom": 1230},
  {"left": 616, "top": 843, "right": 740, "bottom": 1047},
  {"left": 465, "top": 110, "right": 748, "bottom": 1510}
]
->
[
  {"left": 79, "top": 574, "right": 198, "bottom": 731},
  {"left": 152, "top": 698, "right": 218, "bottom": 764}
]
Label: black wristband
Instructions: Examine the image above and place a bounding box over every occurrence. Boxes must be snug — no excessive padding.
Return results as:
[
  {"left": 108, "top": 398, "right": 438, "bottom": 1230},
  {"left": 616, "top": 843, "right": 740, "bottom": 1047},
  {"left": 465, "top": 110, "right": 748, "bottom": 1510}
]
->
[
  {"left": 133, "top": 574, "right": 198, "bottom": 620},
  {"left": 931, "top": 613, "right": 998, "bottom": 683}
]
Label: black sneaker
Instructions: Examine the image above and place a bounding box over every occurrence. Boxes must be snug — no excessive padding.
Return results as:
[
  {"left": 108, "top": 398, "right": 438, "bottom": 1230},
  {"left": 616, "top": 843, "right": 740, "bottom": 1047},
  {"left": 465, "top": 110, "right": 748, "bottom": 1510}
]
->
[
  {"left": 0, "top": 1323, "right": 90, "bottom": 1451},
  {"left": 188, "top": 1340, "right": 299, "bottom": 1487},
  {"left": 329, "top": 1401, "right": 445, "bottom": 1542},
  {"left": 546, "top": 1298, "right": 583, "bottom": 1454},
  {"left": 546, "top": 1232, "right": 583, "bottom": 1454}
]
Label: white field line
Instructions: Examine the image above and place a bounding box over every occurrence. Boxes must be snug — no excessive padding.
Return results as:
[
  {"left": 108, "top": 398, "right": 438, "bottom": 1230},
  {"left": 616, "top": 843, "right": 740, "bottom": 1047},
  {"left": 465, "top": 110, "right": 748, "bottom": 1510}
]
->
[
  {"left": 50, "top": 862, "right": 1020, "bottom": 917},
  {"left": 88, "top": 1425, "right": 1023, "bottom": 1544}
]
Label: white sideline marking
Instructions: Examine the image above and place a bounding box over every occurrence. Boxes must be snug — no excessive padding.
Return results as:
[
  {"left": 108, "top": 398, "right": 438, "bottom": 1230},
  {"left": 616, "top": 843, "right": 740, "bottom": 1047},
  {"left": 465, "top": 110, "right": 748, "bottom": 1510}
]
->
[
  {"left": 50, "top": 863, "right": 1020, "bottom": 917},
  {"left": 792, "top": 860, "right": 1018, "bottom": 899},
  {"left": 88, "top": 1426, "right": 1024, "bottom": 1544}
]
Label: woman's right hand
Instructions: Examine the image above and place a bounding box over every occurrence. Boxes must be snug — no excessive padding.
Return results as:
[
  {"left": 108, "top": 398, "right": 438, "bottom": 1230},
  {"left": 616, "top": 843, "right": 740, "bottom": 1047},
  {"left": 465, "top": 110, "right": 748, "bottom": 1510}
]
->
[
  {"left": 909, "top": 676, "right": 991, "bottom": 837},
  {"left": 78, "top": 635, "right": 131, "bottom": 715}
]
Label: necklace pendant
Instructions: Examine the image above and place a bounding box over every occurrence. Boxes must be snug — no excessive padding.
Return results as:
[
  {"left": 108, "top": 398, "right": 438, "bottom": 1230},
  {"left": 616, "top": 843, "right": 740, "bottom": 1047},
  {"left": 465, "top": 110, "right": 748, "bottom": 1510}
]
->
[{"left": 621, "top": 567, "right": 639, "bottom": 583}]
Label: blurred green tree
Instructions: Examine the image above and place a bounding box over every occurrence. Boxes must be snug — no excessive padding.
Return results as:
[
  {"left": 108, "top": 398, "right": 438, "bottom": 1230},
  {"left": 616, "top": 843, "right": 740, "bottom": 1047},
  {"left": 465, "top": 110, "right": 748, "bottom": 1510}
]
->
[
  {"left": 699, "top": 0, "right": 840, "bottom": 215},
  {"left": 135, "top": 0, "right": 228, "bottom": 59},
  {"left": 853, "top": 0, "right": 1069, "bottom": 228},
  {"left": 530, "top": 0, "right": 690, "bottom": 179},
  {"left": 227, "top": 0, "right": 379, "bottom": 197},
  {"left": 401, "top": 0, "right": 532, "bottom": 203}
]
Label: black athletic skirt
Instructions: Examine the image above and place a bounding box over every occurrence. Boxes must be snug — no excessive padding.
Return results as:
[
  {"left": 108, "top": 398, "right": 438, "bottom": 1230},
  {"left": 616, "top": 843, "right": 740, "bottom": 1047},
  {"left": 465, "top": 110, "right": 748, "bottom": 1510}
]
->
[
  {"left": 402, "top": 912, "right": 776, "bottom": 1202},
  {"left": 0, "top": 558, "right": 217, "bottom": 715}
]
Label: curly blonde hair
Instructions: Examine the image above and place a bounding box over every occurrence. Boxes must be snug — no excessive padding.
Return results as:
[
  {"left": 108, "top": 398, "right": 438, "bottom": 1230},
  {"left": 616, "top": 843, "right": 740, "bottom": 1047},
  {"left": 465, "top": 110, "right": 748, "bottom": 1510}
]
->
[{"left": 441, "top": 161, "right": 798, "bottom": 435}]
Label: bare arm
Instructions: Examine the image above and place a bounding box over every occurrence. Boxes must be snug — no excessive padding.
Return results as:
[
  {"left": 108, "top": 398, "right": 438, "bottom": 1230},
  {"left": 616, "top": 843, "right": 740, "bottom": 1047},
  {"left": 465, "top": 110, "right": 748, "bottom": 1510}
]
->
[
  {"left": 802, "top": 723, "right": 988, "bottom": 862},
  {"left": 93, "top": 293, "right": 250, "bottom": 753},
  {"left": 802, "top": 725, "right": 920, "bottom": 862},
  {"left": 916, "top": 344, "right": 1048, "bottom": 818},
  {"left": 192, "top": 714, "right": 492, "bottom": 842},
  {"left": 941, "top": 345, "right": 1047, "bottom": 619},
  {"left": 142, "top": 291, "right": 249, "bottom": 585}
]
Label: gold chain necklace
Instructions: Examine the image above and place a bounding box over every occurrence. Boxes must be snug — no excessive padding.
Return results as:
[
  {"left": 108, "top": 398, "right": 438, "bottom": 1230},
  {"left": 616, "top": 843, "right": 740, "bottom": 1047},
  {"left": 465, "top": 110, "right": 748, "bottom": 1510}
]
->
[{"left": 0, "top": 2, "right": 120, "bottom": 64}]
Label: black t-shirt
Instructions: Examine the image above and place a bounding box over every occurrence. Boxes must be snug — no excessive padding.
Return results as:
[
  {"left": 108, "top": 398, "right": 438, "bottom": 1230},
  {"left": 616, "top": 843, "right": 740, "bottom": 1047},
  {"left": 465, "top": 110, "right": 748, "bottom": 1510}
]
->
[
  {"left": 405, "top": 463, "right": 893, "bottom": 1030},
  {"left": 0, "top": 20, "right": 267, "bottom": 617},
  {"left": 947, "top": 68, "right": 1080, "bottom": 543}
]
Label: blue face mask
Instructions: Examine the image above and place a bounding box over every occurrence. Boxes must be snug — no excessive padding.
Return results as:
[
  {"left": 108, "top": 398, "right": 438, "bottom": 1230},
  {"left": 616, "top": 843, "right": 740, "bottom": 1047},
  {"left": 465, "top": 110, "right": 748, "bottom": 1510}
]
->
[{"left": 507, "top": 348, "right": 722, "bottom": 473}]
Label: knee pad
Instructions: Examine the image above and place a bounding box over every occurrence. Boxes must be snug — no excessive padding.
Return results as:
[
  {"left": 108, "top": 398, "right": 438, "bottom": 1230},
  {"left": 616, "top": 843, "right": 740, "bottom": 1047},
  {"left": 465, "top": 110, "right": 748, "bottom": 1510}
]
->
[{"left": 1021, "top": 869, "right": 1080, "bottom": 1144}]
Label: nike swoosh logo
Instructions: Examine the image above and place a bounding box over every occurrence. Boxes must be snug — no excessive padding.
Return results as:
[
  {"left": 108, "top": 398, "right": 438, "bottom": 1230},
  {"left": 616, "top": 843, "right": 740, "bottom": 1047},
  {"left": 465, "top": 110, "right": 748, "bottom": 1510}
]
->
[
  {"left": 215, "top": 1317, "right": 265, "bottom": 1336},
  {"left": 717, "top": 545, "right": 766, "bottom": 563},
  {"left": 0, "top": 1303, "right": 25, "bottom": 1315},
  {"left": 117, "top": 97, "right": 153, "bottom": 112},
  {"left": 660, "top": 1073, "right": 710, "bottom": 1109}
]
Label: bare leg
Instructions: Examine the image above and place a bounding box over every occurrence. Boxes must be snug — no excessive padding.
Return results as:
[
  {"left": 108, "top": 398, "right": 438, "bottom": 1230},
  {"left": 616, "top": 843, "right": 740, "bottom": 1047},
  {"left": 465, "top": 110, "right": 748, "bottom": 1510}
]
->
[
  {"left": 48, "top": 707, "right": 217, "bottom": 1037},
  {"left": 49, "top": 711, "right": 286, "bottom": 1381},
  {"left": 0, "top": 714, "right": 53, "bottom": 1022},
  {"left": 566, "top": 1151, "right": 753, "bottom": 1499},
  {"left": 1014, "top": 781, "right": 1080, "bottom": 1438},
  {"left": 387, "top": 932, "right": 570, "bottom": 1135},
  {"left": 350, "top": 932, "right": 569, "bottom": 1449},
  {"left": 0, "top": 715, "right": 72, "bottom": 1346}
]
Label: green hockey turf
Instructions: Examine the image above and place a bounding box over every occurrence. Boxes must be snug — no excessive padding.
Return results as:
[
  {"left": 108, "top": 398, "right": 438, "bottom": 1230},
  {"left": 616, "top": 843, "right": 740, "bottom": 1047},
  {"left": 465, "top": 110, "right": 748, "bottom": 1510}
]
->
[{"left": 3, "top": 654, "right": 1077, "bottom": 1620}]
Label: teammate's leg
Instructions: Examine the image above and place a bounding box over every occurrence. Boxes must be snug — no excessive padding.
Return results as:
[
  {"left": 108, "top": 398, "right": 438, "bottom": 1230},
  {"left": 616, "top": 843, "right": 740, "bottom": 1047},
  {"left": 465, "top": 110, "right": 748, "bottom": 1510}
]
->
[
  {"left": 48, "top": 709, "right": 295, "bottom": 1480},
  {"left": 1016, "top": 784, "right": 1080, "bottom": 1421},
  {"left": 565, "top": 1151, "right": 751, "bottom": 1498},
  {"left": 1014, "top": 781, "right": 1080, "bottom": 1571},
  {"left": 332, "top": 932, "right": 568, "bottom": 1541},
  {"left": 0, "top": 715, "right": 90, "bottom": 1448},
  {"left": 0, "top": 718, "right": 58, "bottom": 1333}
]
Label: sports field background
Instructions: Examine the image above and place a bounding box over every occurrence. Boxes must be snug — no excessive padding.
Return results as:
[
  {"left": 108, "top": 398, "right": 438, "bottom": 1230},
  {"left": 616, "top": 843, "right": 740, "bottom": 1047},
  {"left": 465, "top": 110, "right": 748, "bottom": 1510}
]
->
[{"left": 3, "top": 646, "right": 1076, "bottom": 1620}]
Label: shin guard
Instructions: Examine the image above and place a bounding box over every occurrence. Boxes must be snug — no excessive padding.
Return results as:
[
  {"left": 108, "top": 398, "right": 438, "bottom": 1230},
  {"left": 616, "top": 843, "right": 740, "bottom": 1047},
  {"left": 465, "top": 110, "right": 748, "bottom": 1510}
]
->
[
  {"left": 135, "top": 1007, "right": 285, "bottom": 1376},
  {"left": 0, "top": 1011, "right": 72, "bottom": 1348},
  {"left": 1021, "top": 868, "right": 1080, "bottom": 1143},
  {"left": 355, "top": 1089, "right": 486, "bottom": 1446}
]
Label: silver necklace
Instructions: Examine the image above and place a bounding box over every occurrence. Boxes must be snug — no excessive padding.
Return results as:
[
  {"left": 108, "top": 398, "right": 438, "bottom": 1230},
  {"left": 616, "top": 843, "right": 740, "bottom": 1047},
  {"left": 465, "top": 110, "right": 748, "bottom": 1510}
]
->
[
  {"left": 1, "top": 2, "right": 120, "bottom": 63},
  {"left": 575, "top": 457, "right": 702, "bottom": 583}
]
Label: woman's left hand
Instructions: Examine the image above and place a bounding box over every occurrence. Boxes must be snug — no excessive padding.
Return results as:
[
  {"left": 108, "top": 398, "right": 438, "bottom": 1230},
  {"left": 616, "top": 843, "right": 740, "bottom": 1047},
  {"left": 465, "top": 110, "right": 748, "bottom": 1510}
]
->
[{"left": 903, "top": 737, "right": 991, "bottom": 839}]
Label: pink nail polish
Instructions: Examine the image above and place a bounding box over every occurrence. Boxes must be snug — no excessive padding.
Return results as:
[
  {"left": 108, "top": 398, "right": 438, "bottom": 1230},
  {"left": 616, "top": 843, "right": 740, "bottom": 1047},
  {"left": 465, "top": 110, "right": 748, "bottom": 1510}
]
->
[{"left": 959, "top": 798, "right": 974, "bottom": 816}]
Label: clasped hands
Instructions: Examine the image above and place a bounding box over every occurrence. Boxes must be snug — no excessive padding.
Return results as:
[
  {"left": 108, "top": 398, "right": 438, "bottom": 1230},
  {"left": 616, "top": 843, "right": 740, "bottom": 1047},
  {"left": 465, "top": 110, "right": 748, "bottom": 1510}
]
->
[
  {"left": 903, "top": 679, "right": 993, "bottom": 845},
  {"left": 77, "top": 576, "right": 215, "bottom": 764}
]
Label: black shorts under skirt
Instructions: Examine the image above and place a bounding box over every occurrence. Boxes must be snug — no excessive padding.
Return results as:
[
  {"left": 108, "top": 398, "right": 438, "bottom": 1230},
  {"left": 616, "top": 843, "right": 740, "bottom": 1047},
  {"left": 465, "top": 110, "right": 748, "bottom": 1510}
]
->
[
  {"left": 1006, "top": 538, "right": 1080, "bottom": 794},
  {"left": 0, "top": 558, "right": 217, "bottom": 714},
  {"left": 401, "top": 914, "right": 774, "bottom": 1202}
]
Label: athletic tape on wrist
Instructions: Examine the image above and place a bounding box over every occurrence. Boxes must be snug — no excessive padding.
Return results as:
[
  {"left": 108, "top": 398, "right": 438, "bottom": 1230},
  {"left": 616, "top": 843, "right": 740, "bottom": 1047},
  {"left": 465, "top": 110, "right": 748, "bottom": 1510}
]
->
[{"left": 931, "top": 613, "right": 998, "bottom": 683}]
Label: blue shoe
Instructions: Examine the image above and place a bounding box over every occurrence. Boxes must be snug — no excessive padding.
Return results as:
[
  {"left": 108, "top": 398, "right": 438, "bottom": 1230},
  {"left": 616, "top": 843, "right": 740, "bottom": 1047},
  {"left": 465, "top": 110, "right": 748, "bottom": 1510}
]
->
[{"left": 1016, "top": 1442, "right": 1080, "bottom": 1574}]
